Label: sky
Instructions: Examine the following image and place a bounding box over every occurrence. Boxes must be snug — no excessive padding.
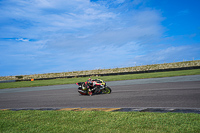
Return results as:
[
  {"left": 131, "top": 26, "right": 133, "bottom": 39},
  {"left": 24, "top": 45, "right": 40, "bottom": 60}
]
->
[{"left": 0, "top": 0, "right": 200, "bottom": 76}]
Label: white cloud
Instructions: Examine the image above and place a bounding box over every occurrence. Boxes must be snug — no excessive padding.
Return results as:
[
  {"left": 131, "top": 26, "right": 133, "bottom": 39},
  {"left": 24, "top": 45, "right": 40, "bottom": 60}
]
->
[
  {"left": 129, "top": 45, "right": 200, "bottom": 66},
  {"left": 3, "top": 0, "right": 198, "bottom": 76},
  {"left": 16, "top": 38, "right": 30, "bottom": 42}
]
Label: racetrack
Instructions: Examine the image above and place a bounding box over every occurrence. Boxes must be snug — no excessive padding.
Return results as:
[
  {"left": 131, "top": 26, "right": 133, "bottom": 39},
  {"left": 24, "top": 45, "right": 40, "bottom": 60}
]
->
[{"left": 0, "top": 75, "right": 200, "bottom": 109}]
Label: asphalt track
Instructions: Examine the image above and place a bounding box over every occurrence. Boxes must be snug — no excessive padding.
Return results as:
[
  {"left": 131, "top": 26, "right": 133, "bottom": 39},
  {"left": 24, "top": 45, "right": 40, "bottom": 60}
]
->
[{"left": 0, "top": 75, "right": 200, "bottom": 113}]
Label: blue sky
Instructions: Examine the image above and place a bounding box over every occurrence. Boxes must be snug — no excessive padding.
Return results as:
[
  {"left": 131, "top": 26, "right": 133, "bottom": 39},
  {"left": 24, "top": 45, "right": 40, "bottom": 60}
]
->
[{"left": 0, "top": 0, "right": 200, "bottom": 76}]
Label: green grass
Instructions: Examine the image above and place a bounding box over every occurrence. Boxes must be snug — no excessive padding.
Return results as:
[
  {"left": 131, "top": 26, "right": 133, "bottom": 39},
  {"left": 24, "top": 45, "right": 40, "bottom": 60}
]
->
[
  {"left": 0, "top": 110, "right": 199, "bottom": 133},
  {"left": 0, "top": 69, "right": 200, "bottom": 89}
]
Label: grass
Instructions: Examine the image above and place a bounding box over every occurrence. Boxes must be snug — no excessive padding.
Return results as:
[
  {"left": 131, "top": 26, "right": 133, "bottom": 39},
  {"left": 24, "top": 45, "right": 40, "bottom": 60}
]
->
[
  {"left": 0, "top": 110, "right": 199, "bottom": 133},
  {"left": 0, "top": 69, "right": 200, "bottom": 89}
]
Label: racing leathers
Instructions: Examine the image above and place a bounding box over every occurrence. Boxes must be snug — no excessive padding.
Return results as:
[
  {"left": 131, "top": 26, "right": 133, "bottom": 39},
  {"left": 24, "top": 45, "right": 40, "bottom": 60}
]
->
[{"left": 85, "top": 79, "right": 94, "bottom": 90}]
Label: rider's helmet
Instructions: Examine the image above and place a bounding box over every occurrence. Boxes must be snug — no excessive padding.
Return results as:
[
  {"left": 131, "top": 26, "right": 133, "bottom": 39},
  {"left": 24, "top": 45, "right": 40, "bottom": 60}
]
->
[{"left": 89, "top": 78, "right": 91, "bottom": 81}]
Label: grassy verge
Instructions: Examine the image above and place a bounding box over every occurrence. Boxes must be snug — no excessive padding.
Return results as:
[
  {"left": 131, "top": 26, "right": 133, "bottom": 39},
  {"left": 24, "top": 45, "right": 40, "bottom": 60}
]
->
[
  {"left": 0, "top": 69, "right": 200, "bottom": 89},
  {"left": 0, "top": 110, "right": 199, "bottom": 133}
]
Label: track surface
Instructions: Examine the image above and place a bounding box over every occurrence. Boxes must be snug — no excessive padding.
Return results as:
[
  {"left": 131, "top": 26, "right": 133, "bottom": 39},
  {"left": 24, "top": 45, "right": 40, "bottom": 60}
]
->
[{"left": 0, "top": 75, "right": 200, "bottom": 109}]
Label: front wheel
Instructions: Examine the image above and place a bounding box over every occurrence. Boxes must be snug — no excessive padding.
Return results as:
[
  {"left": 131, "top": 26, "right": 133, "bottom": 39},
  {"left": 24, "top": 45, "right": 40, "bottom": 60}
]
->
[{"left": 102, "top": 86, "right": 112, "bottom": 94}]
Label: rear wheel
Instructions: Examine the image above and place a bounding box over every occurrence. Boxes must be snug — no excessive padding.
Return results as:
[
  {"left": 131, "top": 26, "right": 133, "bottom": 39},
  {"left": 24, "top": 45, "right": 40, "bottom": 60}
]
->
[{"left": 102, "top": 86, "right": 111, "bottom": 94}]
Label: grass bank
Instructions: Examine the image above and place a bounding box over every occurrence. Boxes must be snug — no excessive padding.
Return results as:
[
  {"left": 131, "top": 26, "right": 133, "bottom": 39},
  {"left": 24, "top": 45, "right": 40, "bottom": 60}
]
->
[
  {"left": 1, "top": 60, "right": 200, "bottom": 81},
  {"left": 0, "top": 110, "right": 199, "bottom": 133},
  {"left": 0, "top": 69, "right": 200, "bottom": 89}
]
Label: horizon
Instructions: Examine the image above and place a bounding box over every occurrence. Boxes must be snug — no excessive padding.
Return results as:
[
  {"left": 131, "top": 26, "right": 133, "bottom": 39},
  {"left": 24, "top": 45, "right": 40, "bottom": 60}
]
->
[
  {"left": 0, "top": 0, "right": 200, "bottom": 76},
  {"left": 1, "top": 59, "right": 199, "bottom": 77}
]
